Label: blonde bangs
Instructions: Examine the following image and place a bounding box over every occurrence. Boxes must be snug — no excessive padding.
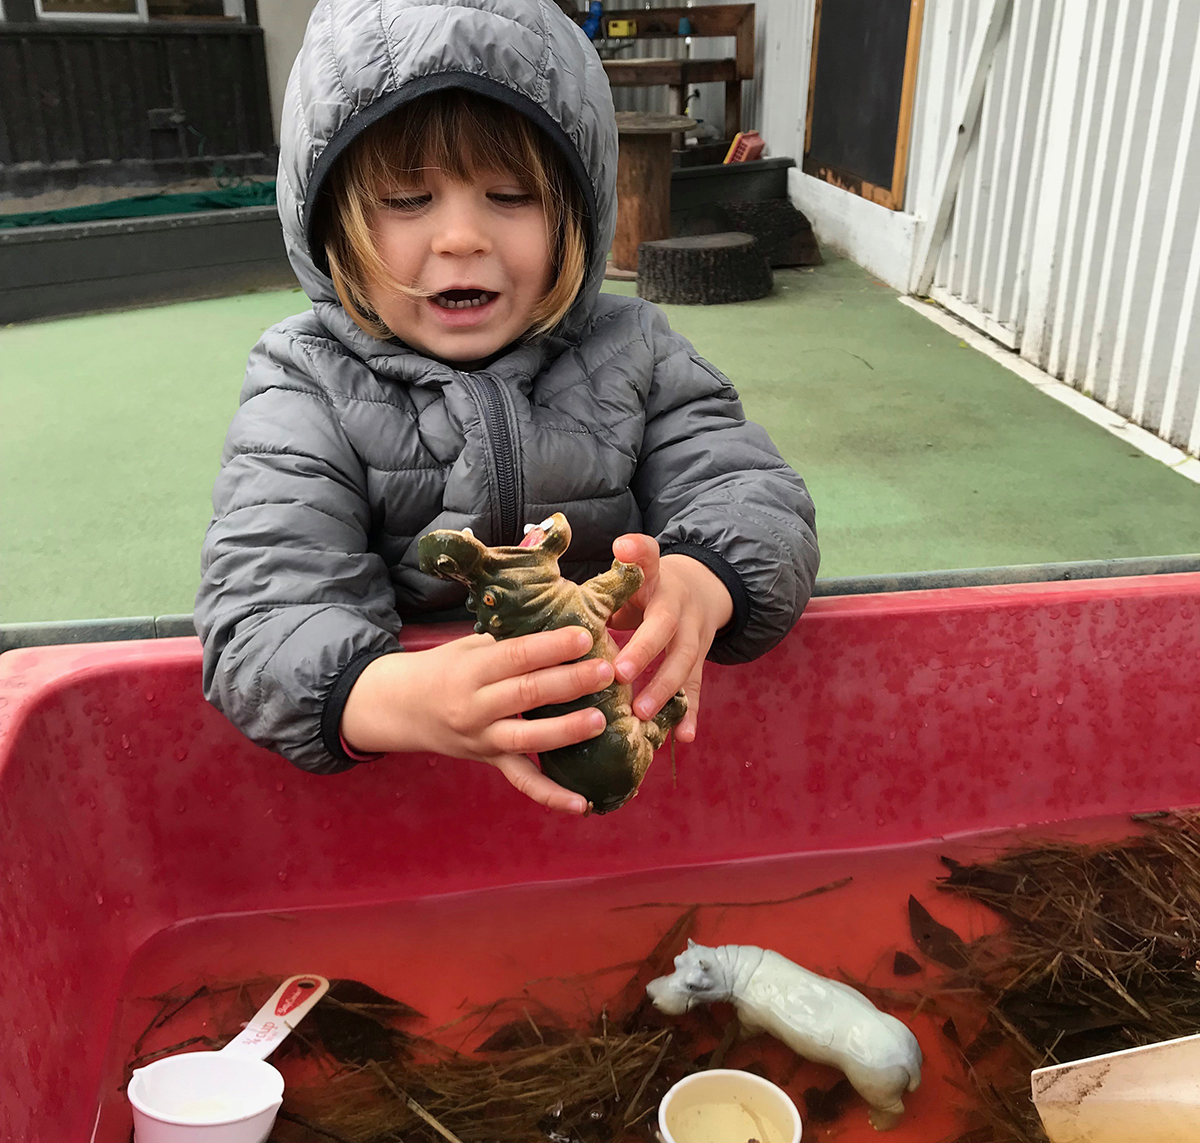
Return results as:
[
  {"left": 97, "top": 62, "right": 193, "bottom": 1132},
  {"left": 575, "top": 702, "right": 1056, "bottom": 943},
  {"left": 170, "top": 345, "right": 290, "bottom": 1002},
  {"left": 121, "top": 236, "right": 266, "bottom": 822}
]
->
[{"left": 319, "top": 89, "right": 588, "bottom": 343}]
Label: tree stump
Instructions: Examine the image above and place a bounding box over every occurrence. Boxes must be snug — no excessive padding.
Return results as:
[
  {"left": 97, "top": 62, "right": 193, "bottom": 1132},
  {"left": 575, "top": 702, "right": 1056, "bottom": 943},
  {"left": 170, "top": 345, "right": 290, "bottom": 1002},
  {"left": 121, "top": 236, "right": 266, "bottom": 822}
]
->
[
  {"left": 721, "top": 199, "right": 823, "bottom": 267},
  {"left": 637, "top": 233, "right": 772, "bottom": 305}
]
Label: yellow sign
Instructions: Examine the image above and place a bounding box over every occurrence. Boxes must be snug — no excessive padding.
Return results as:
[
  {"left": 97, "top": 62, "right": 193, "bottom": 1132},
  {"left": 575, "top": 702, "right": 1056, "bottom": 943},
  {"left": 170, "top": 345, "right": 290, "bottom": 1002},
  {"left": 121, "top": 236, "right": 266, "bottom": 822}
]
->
[{"left": 607, "top": 19, "right": 637, "bottom": 37}]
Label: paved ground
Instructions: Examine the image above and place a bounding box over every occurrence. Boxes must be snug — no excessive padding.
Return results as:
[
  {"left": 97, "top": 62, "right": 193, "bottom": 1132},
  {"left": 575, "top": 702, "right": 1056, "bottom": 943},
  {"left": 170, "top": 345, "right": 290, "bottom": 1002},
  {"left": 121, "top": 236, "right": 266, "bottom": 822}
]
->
[{"left": 4, "top": 257, "right": 1200, "bottom": 623}]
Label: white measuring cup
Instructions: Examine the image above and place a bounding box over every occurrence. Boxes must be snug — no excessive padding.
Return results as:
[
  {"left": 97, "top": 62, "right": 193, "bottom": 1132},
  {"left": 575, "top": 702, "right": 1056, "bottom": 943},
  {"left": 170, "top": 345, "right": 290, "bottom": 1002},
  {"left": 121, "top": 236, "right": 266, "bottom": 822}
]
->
[{"left": 127, "top": 973, "right": 330, "bottom": 1143}]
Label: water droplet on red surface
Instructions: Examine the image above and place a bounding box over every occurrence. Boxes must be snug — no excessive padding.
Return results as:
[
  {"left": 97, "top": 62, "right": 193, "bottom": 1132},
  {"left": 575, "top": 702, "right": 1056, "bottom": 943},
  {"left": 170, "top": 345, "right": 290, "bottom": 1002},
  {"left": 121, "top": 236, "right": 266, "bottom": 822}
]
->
[
  {"left": 95, "top": 892, "right": 104, "bottom": 906},
  {"left": 278, "top": 871, "right": 288, "bottom": 882},
  {"left": 275, "top": 781, "right": 285, "bottom": 792},
  {"left": 1030, "top": 687, "right": 1038, "bottom": 697},
  {"left": 427, "top": 758, "right": 438, "bottom": 767}
]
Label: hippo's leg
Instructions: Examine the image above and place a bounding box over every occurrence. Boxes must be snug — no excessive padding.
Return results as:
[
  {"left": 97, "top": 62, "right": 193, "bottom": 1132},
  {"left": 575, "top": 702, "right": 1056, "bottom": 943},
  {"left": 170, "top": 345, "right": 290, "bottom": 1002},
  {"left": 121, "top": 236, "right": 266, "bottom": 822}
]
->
[
  {"left": 581, "top": 561, "right": 644, "bottom": 620},
  {"left": 841, "top": 1064, "right": 911, "bottom": 1131},
  {"left": 867, "top": 1103, "right": 905, "bottom": 1132},
  {"left": 736, "top": 1015, "right": 764, "bottom": 1041},
  {"left": 642, "top": 691, "right": 687, "bottom": 749}
]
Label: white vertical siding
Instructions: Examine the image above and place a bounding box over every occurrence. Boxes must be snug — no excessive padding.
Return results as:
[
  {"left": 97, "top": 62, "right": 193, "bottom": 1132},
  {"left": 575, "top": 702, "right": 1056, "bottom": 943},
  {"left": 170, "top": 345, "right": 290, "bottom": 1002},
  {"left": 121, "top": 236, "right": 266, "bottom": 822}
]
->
[
  {"left": 865, "top": 0, "right": 1200, "bottom": 458},
  {"left": 754, "top": 0, "right": 811, "bottom": 160}
]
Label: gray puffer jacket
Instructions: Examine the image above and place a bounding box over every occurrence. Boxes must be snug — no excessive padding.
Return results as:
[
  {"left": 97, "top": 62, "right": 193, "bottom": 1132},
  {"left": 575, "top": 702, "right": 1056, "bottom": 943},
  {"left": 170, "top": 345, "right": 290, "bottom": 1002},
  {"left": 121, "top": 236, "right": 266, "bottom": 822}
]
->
[{"left": 195, "top": 0, "right": 819, "bottom": 775}]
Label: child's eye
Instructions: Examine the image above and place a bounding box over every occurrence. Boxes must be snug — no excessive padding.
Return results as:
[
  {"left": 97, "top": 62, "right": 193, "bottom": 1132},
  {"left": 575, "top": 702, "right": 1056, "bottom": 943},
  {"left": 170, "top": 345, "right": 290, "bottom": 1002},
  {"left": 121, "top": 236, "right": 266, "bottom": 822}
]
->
[
  {"left": 382, "top": 194, "right": 431, "bottom": 212},
  {"left": 488, "top": 192, "right": 536, "bottom": 207}
]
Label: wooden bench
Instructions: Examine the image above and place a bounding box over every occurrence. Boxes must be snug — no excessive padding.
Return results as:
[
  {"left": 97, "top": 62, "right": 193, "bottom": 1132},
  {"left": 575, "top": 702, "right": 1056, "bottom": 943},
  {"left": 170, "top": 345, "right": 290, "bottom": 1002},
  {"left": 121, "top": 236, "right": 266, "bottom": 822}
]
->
[{"left": 585, "top": 4, "right": 755, "bottom": 141}]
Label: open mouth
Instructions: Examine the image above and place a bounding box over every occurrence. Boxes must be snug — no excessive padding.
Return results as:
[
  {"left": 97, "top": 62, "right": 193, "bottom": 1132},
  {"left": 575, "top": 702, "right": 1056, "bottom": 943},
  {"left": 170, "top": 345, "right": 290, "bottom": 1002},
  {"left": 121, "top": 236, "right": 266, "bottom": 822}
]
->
[{"left": 432, "top": 288, "right": 497, "bottom": 310}]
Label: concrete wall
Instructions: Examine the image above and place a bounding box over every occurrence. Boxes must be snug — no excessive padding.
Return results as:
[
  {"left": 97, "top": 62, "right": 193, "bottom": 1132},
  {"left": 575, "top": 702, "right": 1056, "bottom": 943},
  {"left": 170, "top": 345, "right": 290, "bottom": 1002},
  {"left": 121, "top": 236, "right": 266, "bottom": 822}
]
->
[{"left": 257, "top": 0, "right": 318, "bottom": 141}]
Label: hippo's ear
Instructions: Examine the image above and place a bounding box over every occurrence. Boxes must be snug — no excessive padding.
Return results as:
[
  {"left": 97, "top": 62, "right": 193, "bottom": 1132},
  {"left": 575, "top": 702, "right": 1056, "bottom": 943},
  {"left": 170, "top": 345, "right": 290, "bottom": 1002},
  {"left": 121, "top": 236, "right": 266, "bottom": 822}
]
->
[
  {"left": 526, "top": 512, "right": 571, "bottom": 557},
  {"left": 687, "top": 938, "right": 697, "bottom": 949}
]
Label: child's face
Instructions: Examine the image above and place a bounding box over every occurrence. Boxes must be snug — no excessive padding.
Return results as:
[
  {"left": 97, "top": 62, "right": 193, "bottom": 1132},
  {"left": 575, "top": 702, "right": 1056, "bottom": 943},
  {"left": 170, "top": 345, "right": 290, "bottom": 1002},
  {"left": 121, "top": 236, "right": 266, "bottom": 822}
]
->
[{"left": 367, "top": 165, "right": 554, "bottom": 363}]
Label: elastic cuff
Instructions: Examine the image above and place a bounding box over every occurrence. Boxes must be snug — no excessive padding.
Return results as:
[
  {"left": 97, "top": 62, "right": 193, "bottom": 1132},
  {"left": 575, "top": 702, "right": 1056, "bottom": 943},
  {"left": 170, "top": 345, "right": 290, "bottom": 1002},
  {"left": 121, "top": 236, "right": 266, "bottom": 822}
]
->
[
  {"left": 659, "top": 542, "right": 751, "bottom": 650},
  {"left": 320, "top": 648, "right": 393, "bottom": 767},
  {"left": 340, "top": 731, "right": 384, "bottom": 763}
]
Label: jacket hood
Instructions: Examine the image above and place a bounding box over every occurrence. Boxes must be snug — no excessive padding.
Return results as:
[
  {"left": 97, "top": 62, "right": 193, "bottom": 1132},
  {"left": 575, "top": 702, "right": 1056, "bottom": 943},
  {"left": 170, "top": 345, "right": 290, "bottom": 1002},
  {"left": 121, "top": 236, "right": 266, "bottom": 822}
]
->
[{"left": 277, "top": 0, "right": 618, "bottom": 357}]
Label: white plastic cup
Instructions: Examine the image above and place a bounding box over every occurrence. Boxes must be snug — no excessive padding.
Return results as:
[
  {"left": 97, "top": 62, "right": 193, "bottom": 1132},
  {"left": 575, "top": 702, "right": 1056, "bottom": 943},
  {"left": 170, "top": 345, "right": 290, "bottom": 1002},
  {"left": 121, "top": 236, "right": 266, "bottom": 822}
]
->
[
  {"left": 127, "top": 974, "right": 329, "bottom": 1143},
  {"left": 128, "top": 1053, "right": 284, "bottom": 1143},
  {"left": 658, "top": 1069, "right": 802, "bottom": 1143}
]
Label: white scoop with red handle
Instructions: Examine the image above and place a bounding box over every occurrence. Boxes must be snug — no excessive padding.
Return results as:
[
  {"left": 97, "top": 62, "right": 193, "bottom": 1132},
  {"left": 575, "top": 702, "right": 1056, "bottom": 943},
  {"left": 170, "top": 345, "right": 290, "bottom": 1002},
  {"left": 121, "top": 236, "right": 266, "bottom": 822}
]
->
[{"left": 127, "top": 973, "right": 329, "bottom": 1143}]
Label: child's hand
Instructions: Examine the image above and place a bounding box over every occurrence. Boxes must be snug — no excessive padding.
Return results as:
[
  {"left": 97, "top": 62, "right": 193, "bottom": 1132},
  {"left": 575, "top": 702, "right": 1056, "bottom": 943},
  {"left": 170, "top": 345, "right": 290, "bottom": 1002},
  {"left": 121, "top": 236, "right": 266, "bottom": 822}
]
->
[
  {"left": 609, "top": 534, "right": 733, "bottom": 743},
  {"left": 340, "top": 626, "right": 612, "bottom": 814}
]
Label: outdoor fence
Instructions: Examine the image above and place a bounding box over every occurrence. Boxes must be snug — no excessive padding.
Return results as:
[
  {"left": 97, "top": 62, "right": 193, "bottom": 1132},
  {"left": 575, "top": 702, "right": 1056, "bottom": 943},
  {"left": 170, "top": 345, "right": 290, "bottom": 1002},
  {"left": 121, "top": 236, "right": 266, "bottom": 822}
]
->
[{"left": 0, "top": 19, "right": 275, "bottom": 195}]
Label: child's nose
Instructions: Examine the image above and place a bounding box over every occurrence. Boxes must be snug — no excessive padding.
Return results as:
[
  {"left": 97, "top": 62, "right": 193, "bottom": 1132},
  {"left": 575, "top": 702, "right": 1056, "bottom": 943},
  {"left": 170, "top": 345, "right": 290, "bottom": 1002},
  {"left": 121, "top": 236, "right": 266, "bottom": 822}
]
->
[{"left": 431, "top": 197, "right": 491, "bottom": 258}]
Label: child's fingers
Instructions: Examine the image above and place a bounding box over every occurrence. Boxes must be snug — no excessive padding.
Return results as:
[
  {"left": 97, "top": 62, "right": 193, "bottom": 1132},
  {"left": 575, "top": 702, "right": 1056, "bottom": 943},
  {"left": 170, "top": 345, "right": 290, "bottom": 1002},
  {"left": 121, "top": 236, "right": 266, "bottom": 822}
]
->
[
  {"left": 488, "top": 706, "right": 606, "bottom": 758},
  {"left": 674, "top": 664, "right": 705, "bottom": 743},
  {"left": 613, "top": 607, "right": 676, "bottom": 684},
  {"left": 613, "top": 533, "right": 660, "bottom": 581},
  {"left": 476, "top": 625, "right": 594, "bottom": 683},
  {"left": 485, "top": 655, "right": 614, "bottom": 718},
  {"left": 492, "top": 754, "right": 589, "bottom": 815},
  {"left": 631, "top": 632, "right": 699, "bottom": 720},
  {"left": 607, "top": 601, "right": 644, "bottom": 630}
]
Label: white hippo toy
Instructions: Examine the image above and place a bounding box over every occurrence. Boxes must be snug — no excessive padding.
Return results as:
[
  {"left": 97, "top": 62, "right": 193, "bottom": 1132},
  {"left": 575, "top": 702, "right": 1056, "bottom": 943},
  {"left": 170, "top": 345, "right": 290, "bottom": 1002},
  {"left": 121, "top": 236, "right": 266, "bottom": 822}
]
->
[{"left": 646, "top": 940, "right": 922, "bottom": 1131}]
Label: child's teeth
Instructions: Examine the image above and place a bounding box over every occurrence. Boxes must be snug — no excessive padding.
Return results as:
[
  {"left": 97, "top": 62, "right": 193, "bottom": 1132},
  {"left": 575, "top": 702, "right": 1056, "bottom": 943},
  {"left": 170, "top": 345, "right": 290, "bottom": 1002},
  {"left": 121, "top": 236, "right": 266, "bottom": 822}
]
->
[{"left": 437, "top": 293, "right": 492, "bottom": 309}]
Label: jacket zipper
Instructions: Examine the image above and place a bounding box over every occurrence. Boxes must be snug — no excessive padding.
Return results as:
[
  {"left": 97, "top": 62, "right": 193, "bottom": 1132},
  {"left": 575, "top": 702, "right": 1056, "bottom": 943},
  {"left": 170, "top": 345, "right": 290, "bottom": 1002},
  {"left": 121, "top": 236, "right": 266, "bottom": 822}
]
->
[{"left": 468, "top": 372, "right": 520, "bottom": 543}]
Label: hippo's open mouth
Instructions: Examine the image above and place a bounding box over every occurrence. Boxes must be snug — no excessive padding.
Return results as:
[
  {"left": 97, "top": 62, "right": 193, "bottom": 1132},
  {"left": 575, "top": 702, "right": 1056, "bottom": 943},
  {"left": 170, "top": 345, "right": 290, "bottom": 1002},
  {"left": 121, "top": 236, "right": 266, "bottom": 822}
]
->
[{"left": 519, "top": 516, "right": 557, "bottom": 548}]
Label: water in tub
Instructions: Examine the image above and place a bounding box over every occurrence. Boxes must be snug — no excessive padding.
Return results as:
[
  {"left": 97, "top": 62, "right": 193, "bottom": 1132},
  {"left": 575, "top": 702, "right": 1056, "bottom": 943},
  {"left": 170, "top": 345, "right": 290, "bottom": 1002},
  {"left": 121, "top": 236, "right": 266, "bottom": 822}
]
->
[
  {"left": 670, "top": 1098, "right": 785, "bottom": 1143},
  {"left": 93, "top": 812, "right": 1151, "bottom": 1143}
]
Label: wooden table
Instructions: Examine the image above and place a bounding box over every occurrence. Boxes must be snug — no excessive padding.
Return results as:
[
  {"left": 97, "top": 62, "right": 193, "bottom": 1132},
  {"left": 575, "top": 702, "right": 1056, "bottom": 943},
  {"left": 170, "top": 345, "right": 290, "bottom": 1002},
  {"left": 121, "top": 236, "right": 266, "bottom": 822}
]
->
[{"left": 611, "top": 111, "right": 696, "bottom": 274}]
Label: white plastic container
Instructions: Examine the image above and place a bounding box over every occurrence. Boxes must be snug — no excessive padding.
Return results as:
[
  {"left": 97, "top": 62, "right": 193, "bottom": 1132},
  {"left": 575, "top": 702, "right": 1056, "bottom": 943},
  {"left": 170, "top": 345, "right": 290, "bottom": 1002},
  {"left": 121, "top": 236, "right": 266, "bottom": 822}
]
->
[
  {"left": 658, "top": 1069, "right": 802, "bottom": 1143},
  {"left": 127, "top": 974, "right": 328, "bottom": 1143},
  {"left": 1033, "top": 1032, "right": 1200, "bottom": 1143}
]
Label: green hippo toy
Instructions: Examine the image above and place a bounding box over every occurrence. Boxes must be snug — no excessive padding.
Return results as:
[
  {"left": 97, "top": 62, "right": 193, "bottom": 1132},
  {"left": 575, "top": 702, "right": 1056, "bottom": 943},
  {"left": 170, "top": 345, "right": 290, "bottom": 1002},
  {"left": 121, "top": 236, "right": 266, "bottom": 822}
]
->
[{"left": 417, "top": 512, "right": 686, "bottom": 814}]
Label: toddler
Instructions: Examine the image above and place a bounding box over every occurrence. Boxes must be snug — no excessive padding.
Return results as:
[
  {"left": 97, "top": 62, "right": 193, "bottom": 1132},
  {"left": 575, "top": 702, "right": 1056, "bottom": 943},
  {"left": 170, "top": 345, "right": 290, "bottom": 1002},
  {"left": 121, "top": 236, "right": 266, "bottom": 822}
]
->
[{"left": 195, "top": 0, "right": 819, "bottom": 815}]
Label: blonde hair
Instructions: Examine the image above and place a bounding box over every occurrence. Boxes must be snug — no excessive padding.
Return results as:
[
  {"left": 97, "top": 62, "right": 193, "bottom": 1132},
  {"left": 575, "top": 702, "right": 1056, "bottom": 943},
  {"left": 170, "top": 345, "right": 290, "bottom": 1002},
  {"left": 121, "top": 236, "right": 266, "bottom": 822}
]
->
[{"left": 317, "top": 89, "right": 588, "bottom": 342}]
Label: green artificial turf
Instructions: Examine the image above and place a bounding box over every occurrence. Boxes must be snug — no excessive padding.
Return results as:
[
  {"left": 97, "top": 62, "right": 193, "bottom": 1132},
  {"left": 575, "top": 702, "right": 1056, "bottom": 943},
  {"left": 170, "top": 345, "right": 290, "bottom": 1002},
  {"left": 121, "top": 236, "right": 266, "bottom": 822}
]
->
[{"left": 3, "top": 259, "right": 1199, "bottom": 623}]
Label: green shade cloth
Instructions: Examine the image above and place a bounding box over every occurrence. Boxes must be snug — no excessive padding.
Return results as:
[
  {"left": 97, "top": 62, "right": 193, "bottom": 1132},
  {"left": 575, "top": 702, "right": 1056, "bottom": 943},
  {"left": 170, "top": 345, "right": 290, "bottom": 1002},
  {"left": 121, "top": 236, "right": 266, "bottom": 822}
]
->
[{"left": 0, "top": 181, "right": 277, "bottom": 229}]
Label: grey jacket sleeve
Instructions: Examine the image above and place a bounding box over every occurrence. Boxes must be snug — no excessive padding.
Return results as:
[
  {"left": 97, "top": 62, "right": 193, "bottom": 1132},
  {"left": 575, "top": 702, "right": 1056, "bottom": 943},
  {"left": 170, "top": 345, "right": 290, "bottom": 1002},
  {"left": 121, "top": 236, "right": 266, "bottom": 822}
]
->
[
  {"left": 632, "top": 301, "right": 820, "bottom": 664},
  {"left": 194, "top": 331, "right": 401, "bottom": 774}
]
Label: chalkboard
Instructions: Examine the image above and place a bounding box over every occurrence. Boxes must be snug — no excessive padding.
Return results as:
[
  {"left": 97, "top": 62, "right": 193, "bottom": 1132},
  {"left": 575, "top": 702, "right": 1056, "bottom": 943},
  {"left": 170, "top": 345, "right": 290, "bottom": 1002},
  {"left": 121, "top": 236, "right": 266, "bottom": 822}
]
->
[{"left": 804, "top": 0, "right": 924, "bottom": 210}]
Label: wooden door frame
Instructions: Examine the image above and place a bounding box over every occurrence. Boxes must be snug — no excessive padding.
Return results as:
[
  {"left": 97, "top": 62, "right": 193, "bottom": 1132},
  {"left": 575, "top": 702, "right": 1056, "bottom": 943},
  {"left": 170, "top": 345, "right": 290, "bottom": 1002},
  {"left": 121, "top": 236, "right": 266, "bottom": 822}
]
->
[{"left": 803, "top": 0, "right": 926, "bottom": 211}]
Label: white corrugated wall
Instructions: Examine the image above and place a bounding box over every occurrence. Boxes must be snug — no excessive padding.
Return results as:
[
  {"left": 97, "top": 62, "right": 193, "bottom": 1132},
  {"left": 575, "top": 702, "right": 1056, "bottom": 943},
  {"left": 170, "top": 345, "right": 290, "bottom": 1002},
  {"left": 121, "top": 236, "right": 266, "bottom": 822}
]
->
[
  {"left": 909, "top": 0, "right": 1200, "bottom": 457},
  {"left": 755, "top": 0, "right": 1200, "bottom": 458}
]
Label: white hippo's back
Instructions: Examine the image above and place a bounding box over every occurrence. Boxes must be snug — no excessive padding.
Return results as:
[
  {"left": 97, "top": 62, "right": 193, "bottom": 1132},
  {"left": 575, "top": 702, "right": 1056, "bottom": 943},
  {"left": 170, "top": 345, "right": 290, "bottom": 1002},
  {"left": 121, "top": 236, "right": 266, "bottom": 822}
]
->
[{"left": 740, "top": 951, "right": 922, "bottom": 1078}]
